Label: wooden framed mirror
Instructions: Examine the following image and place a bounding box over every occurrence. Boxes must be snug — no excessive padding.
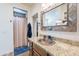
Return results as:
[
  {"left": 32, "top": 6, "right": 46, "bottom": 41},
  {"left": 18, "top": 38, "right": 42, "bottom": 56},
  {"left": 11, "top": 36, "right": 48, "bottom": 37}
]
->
[{"left": 41, "top": 3, "right": 77, "bottom": 32}]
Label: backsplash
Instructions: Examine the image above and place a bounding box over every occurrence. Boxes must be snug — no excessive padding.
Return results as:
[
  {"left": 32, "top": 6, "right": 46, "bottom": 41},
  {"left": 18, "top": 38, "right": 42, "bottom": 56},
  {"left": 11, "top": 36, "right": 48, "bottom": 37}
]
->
[
  {"left": 39, "top": 34, "right": 79, "bottom": 46},
  {"left": 55, "top": 37, "right": 79, "bottom": 46}
]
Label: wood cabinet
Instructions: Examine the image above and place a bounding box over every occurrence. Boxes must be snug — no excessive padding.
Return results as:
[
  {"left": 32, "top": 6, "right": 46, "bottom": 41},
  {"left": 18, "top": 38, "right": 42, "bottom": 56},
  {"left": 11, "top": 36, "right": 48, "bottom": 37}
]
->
[
  {"left": 33, "top": 49, "right": 40, "bottom": 56},
  {"left": 33, "top": 43, "right": 47, "bottom": 56},
  {"left": 29, "top": 41, "right": 50, "bottom": 56}
]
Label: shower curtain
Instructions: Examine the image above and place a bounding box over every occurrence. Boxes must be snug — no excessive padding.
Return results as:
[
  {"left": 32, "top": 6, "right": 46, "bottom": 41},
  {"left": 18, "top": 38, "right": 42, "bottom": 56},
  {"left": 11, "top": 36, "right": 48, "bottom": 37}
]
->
[{"left": 13, "top": 16, "right": 27, "bottom": 48}]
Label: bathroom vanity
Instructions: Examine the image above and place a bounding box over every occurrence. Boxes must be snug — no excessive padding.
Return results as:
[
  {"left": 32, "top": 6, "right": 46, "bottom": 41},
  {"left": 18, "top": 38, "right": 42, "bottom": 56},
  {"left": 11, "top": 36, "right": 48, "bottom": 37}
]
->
[
  {"left": 28, "top": 37, "right": 79, "bottom": 56},
  {"left": 32, "top": 43, "right": 49, "bottom": 56},
  {"left": 29, "top": 39, "right": 50, "bottom": 56}
]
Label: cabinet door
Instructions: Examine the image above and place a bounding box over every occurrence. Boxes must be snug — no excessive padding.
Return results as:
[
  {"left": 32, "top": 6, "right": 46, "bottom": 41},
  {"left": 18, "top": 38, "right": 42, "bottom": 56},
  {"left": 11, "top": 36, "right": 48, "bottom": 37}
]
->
[
  {"left": 33, "top": 43, "right": 47, "bottom": 56},
  {"left": 33, "top": 49, "right": 40, "bottom": 56}
]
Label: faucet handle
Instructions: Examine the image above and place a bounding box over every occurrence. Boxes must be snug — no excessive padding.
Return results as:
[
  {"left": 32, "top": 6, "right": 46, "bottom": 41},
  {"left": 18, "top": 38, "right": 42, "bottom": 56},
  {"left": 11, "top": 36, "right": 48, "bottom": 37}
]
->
[{"left": 48, "top": 35, "right": 51, "bottom": 39}]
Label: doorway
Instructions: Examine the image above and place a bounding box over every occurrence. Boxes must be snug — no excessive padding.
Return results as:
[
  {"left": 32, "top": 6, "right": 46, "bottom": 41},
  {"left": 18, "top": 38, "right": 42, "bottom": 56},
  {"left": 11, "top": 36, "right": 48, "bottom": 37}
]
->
[
  {"left": 13, "top": 8, "right": 29, "bottom": 56},
  {"left": 33, "top": 13, "right": 38, "bottom": 37}
]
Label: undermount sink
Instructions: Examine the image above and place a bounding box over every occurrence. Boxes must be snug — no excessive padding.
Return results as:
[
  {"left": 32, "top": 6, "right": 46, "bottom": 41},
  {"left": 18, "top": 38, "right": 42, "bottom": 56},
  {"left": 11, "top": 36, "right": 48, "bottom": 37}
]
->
[{"left": 37, "top": 39, "right": 56, "bottom": 46}]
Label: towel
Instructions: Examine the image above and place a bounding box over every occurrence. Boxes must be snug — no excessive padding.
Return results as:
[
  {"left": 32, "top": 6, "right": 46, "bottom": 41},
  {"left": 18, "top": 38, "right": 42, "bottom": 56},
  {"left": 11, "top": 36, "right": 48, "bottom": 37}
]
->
[{"left": 27, "top": 23, "right": 32, "bottom": 38}]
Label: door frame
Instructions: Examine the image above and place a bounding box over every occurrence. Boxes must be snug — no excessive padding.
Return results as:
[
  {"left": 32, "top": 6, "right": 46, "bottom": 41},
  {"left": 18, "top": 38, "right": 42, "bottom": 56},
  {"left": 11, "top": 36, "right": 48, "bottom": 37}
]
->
[
  {"left": 32, "top": 13, "right": 38, "bottom": 37},
  {"left": 13, "top": 7, "right": 28, "bottom": 49}
]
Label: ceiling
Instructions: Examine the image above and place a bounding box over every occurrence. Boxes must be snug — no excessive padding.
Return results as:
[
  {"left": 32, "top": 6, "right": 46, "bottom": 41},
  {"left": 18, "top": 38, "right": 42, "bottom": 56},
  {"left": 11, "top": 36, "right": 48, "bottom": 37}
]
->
[{"left": 22, "top": 3, "right": 39, "bottom": 7}]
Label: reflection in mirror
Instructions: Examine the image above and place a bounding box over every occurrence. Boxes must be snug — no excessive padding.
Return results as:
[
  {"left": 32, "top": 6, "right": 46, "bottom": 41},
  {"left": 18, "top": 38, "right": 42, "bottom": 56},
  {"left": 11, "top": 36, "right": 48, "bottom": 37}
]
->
[
  {"left": 43, "top": 4, "right": 67, "bottom": 26},
  {"left": 41, "top": 3, "right": 77, "bottom": 32}
]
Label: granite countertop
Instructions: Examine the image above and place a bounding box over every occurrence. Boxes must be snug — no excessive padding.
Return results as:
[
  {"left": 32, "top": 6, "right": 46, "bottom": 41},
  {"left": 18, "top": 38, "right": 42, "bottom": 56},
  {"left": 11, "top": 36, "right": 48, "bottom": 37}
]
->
[{"left": 28, "top": 37, "right": 79, "bottom": 56}]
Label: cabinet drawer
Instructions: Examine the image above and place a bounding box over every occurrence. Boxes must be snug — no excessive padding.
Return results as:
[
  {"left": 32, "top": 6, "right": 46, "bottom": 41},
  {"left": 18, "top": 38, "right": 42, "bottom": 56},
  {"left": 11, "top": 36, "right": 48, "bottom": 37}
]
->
[
  {"left": 33, "top": 43, "right": 47, "bottom": 56},
  {"left": 33, "top": 49, "right": 40, "bottom": 56}
]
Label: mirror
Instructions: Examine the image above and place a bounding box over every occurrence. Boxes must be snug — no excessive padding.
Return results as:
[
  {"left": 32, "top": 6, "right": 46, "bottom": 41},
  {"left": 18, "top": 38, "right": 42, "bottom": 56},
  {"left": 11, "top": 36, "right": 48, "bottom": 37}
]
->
[
  {"left": 43, "top": 4, "right": 67, "bottom": 26},
  {"left": 41, "top": 3, "right": 77, "bottom": 32}
]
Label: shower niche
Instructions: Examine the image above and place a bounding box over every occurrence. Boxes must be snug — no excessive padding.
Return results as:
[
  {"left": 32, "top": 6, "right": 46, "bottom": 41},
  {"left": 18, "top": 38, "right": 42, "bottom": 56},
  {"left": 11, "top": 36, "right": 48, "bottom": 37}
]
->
[{"left": 41, "top": 3, "right": 77, "bottom": 32}]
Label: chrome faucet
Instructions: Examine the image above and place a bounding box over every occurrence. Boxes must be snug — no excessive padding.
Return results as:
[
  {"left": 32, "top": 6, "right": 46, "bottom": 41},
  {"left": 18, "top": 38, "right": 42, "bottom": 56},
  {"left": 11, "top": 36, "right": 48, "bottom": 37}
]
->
[{"left": 48, "top": 36, "right": 53, "bottom": 43}]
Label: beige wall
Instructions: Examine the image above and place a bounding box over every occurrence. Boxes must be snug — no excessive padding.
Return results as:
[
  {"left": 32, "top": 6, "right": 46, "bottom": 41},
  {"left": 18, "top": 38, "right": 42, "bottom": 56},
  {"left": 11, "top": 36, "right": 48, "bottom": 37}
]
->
[
  {"left": 0, "top": 3, "right": 31, "bottom": 55},
  {"left": 30, "top": 3, "right": 79, "bottom": 41},
  {"left": 30, "top": 4, "right": 41, "bottom": 37},
  {"left": 0, "top": 3, "right": 13, "bottom": 55}
]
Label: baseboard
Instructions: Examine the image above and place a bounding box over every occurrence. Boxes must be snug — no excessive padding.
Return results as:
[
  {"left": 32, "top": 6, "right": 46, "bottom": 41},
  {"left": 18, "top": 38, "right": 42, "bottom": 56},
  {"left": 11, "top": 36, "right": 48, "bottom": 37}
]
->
[{"left": 2, "top": 52, "right": 14, "bottom": 56}]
